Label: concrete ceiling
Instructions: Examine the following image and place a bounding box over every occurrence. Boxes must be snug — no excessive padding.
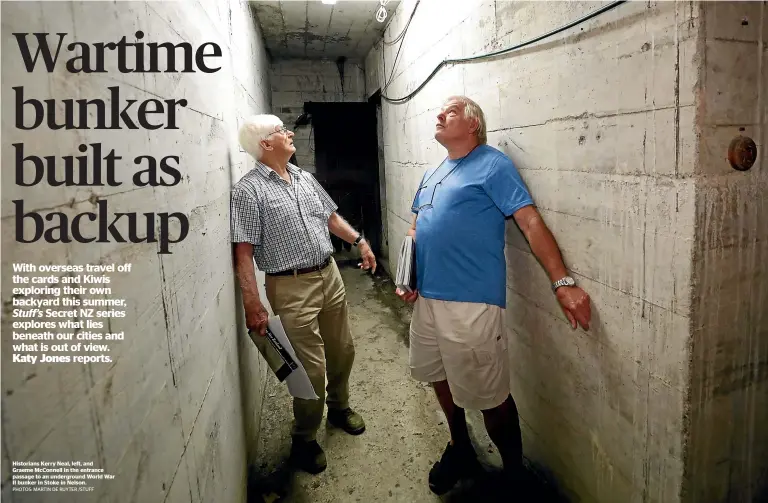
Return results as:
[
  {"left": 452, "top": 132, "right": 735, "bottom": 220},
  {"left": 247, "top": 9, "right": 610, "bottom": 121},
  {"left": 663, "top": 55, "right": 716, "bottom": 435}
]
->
[{"left": 251, "top": 0, "right": 399, "bottom": 60}]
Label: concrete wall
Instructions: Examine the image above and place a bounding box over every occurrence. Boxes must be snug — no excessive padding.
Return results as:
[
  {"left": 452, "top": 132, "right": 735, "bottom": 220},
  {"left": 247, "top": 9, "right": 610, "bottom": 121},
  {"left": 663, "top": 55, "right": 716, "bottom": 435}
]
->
[
  {"left": 684, "top": 2, "right": 768, "bottom": 501},
  {"left": 364, "top": 0, "right": 765, "bottom": 501},
  {"left": 1, "top": 1, "right": 271, "bottom": 501},
  {"left": 270, "top": 59, "right": 366, "bottom": 172}
]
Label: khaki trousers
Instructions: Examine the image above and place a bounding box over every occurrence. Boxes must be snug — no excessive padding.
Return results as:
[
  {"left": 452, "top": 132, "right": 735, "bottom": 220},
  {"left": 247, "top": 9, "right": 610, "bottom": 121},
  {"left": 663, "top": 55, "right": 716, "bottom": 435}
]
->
[{"left": 265, "top": 257, "right": 355, "bottom": 441}]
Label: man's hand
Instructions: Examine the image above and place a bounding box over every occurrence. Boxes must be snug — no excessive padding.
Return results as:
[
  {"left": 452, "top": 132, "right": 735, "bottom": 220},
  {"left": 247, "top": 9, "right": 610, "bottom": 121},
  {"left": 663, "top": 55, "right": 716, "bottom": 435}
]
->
[
  {"left": 325, "top": 213, "right": 377, "bottom": 273},
  {"left": 396, "top": 287, "right": 419, "bottom": 303},
  {"left": 357, "top": 240, "right": 377, "bottom": 274},
  {"left": 555, "top": 286, "right": 591, "bottom": 330},
  {"left": 246, "top": 301, "right": 270, "bottom": 336}
]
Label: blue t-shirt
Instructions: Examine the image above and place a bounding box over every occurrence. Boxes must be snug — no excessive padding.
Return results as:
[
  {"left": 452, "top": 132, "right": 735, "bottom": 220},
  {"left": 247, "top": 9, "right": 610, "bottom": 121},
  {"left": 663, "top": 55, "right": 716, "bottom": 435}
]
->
[{"left": 412, "top": 144, "right": 533, "bottom": 308}]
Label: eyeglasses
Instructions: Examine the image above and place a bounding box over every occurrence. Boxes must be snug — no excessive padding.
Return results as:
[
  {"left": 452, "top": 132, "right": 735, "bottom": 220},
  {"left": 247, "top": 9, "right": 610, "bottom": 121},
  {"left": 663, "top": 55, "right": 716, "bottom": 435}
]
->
[
  {"left": 412, "top": 183, "right": 440, "bottom": 212},
  {"left": 412, "top": 159, "right": 463, "bottom": 212},
  {"left": 265, "top": 126, "right": 290, "bottom": 138},
  {"left": 411, "top": 148, "right": 477, "bottom": 212}
]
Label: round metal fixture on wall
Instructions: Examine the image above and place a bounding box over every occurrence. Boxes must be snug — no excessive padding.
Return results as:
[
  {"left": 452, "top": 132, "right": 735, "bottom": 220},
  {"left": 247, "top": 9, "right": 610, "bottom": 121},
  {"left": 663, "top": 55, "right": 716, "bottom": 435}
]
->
[{"left": 728, "top": 135, "right": 757, "bottom": 171}]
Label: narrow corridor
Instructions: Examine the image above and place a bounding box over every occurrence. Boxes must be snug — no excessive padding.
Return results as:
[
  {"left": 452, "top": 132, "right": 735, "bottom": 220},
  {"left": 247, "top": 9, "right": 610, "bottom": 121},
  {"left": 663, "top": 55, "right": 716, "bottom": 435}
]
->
[
  {"left": 2, "top": 2, "right": 766, "bottom": 502},
  {"left": 248, "top": 264, "right": 562, "bottom": 503}
]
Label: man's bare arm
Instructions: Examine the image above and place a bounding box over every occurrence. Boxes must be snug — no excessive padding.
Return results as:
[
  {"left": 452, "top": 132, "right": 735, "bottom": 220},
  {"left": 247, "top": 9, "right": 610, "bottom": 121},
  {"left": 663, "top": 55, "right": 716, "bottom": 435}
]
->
[
  {"left": 512, "top": 205, "right": 591, "bottom": 330},
  {"left": 327, "top": 212, "right": 359, "bottom": 243},
  {"left": 407, "top": 214, "right": 416, "bottom": 239},
  {"left": 327, "top": 212, "right": 377, "bottom": 273},
  {"left": 512, "top": 206, "right": 567, "bottom": 282},
  {"left": 234, "top": 242, "right": 269, "bottom": 335},
  {"left": 234, "top": 243, "right": 260, "bottom": 304}
]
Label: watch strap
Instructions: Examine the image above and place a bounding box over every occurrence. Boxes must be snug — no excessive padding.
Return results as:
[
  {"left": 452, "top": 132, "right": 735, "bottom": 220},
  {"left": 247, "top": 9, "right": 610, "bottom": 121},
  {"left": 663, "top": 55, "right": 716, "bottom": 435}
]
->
[{"left": 552, "top": 276, "right": 575, "bottom": 291}]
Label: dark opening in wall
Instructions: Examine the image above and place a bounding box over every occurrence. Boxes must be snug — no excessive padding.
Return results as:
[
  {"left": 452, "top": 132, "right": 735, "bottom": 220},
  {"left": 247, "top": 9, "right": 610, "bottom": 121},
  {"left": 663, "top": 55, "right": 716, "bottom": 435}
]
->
[{"left": 305, "top": 101, "right": 383, "bottom": 261}]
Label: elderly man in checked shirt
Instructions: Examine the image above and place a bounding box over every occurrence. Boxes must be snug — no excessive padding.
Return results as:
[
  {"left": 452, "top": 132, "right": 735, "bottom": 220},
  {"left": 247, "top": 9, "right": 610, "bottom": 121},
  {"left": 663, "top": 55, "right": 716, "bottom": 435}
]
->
[{"left": 231, "top": 114, "right": 376, "bottom": 474}]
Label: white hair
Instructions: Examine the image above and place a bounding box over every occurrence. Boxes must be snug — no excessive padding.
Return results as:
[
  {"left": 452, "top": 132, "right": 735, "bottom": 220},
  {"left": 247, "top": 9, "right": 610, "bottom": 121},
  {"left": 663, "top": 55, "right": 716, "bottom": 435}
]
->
[{"left": 238, "top": 114, "right": 283, "bottom": 160}]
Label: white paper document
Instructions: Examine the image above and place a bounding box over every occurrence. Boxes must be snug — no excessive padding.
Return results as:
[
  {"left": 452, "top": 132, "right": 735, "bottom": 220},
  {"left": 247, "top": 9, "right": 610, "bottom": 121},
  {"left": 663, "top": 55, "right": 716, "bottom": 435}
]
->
[{"left": 264, "top": 316, "right": 318, "bottom": 400}]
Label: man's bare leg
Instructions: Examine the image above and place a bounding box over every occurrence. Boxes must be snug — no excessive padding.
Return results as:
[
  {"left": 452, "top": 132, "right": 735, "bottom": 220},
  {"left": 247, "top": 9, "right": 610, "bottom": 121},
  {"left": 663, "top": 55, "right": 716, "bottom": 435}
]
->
[
  {"left": 481, "top": 394, "right": 523, "bottom": 474},
  {"left": 428, "top": 380, "right": 481, "bottom": 495},
  {"left": 432, "top": 380, "right": 471, "bottom": 447}
]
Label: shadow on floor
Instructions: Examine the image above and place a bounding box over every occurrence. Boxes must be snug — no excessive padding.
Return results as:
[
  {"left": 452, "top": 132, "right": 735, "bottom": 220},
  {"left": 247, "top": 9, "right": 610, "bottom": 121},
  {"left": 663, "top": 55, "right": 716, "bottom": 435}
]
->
[
  {"left": 450, "top": 458, "right": 569, "bottom": 503},
  {"left": 247, "top": 458, "right": 568, "bottom": 503}
]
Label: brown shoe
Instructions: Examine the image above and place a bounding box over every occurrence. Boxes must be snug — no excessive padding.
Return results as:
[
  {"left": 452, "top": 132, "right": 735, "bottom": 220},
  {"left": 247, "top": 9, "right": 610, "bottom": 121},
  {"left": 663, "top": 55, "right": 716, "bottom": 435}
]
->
[{"left": 327, "top": 407, "right": 366, "bottom": 435}]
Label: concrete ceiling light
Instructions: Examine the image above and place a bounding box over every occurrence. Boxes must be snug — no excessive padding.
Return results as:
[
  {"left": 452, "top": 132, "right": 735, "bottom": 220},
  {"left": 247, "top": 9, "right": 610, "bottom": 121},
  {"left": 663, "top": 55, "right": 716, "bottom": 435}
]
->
[{"left": 321, "top": 0, "right": 336, "bottom": 5}]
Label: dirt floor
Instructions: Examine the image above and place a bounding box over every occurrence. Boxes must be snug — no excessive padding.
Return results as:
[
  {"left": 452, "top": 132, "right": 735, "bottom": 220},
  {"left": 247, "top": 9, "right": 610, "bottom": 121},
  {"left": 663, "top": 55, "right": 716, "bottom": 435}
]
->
[{"left": 248, "top": 264, "right": 566, "bottom": 503}]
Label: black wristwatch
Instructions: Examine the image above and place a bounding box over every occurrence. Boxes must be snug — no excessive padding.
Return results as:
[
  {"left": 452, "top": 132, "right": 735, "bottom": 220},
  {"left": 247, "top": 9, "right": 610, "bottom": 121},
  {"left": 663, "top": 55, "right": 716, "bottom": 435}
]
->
[{"left": 353, "top": 235, "right": 363, "bottom": 247}]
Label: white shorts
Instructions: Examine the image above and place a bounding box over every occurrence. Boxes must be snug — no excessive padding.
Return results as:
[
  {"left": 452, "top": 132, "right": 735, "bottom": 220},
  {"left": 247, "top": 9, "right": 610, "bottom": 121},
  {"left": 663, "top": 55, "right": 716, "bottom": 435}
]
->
[{"left": 409, "top": 296, "right": 510, "bottom": 410}]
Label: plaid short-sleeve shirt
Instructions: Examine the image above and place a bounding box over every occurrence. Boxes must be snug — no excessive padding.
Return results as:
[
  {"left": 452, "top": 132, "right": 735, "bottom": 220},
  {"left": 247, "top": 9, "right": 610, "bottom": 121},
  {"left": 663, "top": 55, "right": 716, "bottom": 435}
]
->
[{"left": 230, "top": 161, "right": 338, "bottom": 273}]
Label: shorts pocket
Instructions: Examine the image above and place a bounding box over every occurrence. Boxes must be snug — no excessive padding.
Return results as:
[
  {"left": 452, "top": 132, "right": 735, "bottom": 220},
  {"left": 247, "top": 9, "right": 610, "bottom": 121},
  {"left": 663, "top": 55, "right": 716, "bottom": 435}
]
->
[
  {"left": 472, "top": 342, "right": 494, "bottom": 365},
  {"left": 471, "top": 333, "right": 506, "bottom": 366},
  {"left": 441, "top": 334, "right": 508, "bottom": 410}
]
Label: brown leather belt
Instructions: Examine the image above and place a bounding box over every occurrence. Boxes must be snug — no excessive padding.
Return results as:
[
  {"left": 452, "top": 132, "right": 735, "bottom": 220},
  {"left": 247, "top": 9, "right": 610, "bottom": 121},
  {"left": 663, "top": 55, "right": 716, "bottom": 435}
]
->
[{"left": 266, "top": 257, "right": 331, "bottom": 277}]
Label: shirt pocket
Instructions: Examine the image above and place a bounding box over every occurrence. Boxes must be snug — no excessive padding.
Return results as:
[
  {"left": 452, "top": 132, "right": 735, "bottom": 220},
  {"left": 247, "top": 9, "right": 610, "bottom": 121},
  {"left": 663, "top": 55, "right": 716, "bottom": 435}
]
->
[{"left": 300, "top": 184, "right": 327, "bottom": 220}]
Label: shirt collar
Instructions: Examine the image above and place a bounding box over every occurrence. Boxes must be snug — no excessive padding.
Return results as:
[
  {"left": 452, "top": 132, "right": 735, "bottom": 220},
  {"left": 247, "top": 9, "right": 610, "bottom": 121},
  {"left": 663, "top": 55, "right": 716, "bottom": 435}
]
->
[{"left": 254, "top": 160, "right": 301, "bottom": 180}]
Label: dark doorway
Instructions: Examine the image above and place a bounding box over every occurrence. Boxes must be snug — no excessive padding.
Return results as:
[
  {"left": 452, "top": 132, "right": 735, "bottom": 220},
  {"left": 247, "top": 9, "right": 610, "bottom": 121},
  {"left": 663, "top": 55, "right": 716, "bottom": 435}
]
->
[{"left": 306, "top": 101, "right": 382, "bottom": 259}]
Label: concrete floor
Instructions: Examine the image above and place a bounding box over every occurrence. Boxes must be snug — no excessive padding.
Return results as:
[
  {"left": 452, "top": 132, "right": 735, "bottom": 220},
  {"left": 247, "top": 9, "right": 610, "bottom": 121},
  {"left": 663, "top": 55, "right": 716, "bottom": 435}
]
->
[{"left": 248, "top": 264, "right": 565, "bottom": 503}]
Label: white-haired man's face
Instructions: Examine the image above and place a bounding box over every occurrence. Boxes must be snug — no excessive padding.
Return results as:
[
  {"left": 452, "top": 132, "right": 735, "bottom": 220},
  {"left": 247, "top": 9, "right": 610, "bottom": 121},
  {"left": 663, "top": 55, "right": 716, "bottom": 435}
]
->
[
  {"left": 261, "top": 123, "right": 296, "bottom": 158},
  {"left": 434, "top": 99, "right": 478, "bottom": 146}
]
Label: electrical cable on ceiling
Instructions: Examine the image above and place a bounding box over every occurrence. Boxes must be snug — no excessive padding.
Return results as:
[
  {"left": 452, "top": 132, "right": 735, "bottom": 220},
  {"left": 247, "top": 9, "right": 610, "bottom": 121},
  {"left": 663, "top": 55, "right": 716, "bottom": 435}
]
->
[
  {"left": 382, "top": 0, "right": 419, "bottom": 92},
  {"left": 381, "top": 0, "right": 627, "bottom": 104},
  {"left": 383, "top": 20, "right": 410, "bottom": 91},
  {"left": 381, "top": 0, "right": 421, "bottom": 93},
  {"left": 383, "top": 0, "right": 420, "bottom": 45}
]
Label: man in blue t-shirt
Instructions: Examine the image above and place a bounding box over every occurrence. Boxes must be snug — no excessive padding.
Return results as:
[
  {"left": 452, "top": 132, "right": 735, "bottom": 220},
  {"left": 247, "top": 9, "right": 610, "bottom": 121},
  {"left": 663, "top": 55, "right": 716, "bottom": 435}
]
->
[{"left": 396, "top": 96, "right": 592, "bottom": 494}]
